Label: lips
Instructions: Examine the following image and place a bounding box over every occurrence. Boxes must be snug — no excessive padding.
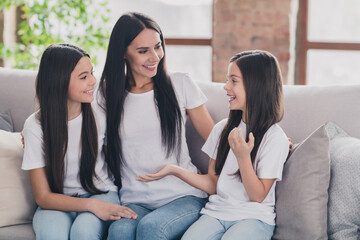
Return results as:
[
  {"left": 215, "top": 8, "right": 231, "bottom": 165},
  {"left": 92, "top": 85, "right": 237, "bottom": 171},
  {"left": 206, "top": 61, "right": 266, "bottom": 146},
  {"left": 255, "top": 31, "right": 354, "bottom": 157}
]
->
[
  {"left": 84, "top": 89, "right": 94, "bottom": 95},
  {"left": 143, "top": 64, "right": 157, "bottom": 71},
  {"left": 227, "top": 94, "right": 236, "bottom": 102}
]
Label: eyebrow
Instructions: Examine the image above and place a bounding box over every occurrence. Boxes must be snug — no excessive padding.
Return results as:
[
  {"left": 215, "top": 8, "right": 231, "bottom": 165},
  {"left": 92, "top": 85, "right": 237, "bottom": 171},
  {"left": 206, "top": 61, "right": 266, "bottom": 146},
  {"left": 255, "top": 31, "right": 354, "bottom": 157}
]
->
[
  {"left": 227, "top": 74, "right": 241, "bottom": 79},
  {"left": 136, "top": 41, "right": 162, "bottom": 50},
  {"left": 78, "top": 67, "right": 93, "bottom": 77}
]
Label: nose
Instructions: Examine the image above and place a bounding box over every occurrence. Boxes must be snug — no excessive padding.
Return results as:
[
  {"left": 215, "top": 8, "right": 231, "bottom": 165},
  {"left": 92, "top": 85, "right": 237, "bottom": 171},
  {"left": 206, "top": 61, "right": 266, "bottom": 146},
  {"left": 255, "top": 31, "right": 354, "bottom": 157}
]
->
[
  {"left": 224, "top": 80, "right": 230, "bottom": 91},
  {"left": 150, "top": 49, "right": 160, "bottom": 62},
  {"left": 90, "top": 74, "right": 96, "bottom": 86}
]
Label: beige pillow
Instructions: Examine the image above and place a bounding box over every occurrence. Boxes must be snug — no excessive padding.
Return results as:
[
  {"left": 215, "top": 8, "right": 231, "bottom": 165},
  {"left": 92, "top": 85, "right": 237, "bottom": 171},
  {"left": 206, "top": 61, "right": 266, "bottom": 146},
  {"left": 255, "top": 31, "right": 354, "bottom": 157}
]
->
[
  {"left": 0, "top": 130, "right": 36, "bottom": 227},
  {"left": 273, "top": 124, "right": 330, "bottom": 240}
]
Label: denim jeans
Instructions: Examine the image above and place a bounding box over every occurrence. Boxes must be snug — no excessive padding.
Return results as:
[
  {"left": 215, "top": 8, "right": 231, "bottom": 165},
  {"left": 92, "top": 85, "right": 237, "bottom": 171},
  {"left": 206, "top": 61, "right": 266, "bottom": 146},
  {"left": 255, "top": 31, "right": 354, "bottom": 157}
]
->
[
  {"left": 32, "top": 191, "right": 120, "bottom": 240},
  {"left": 107, "top": 195, "right": 207, "bottom": 240},
  {"left": 181, "top": 214, "right": 275, "bottom": 240}
]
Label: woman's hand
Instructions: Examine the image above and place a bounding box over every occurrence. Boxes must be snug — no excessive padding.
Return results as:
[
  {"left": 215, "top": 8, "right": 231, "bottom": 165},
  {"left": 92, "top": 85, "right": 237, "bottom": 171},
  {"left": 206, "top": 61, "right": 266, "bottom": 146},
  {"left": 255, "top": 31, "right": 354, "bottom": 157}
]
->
[
  {"left": 228, "top": 128, "right": 254, "bottom": 163},
  {"left": 89, "top": 198, "right": 137, "bottom": 221},
  {"left": 136, "top": 164, "right": 176, "bottom": 182}
]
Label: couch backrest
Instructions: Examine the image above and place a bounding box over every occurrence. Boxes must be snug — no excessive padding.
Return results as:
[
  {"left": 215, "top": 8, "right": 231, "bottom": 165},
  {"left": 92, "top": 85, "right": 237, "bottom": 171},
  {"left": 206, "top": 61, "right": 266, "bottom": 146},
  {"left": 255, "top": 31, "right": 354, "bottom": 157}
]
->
[
  {"left": 1, "top": 67, "right": 360, "bottom": 173},
  {"left": 188, "top": 81, "right": 360, "bottom": 173},
  {"left": 0, "top": 68, "right": 37, "bottom": 132}
]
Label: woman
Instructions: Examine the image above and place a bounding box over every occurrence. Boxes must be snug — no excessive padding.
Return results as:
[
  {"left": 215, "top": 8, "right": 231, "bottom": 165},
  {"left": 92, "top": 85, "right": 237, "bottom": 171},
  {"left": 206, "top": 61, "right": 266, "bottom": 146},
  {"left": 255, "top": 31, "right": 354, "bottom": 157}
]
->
[{"left": 95, "top": 12, "right": 215, "bottom": 240}]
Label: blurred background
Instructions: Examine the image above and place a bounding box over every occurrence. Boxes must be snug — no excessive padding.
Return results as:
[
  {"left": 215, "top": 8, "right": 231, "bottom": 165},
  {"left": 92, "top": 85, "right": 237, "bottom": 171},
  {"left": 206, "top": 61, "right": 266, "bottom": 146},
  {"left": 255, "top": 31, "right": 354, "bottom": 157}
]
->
[{"left": 1, "top": 0, "right": 359, "bottom": 85}]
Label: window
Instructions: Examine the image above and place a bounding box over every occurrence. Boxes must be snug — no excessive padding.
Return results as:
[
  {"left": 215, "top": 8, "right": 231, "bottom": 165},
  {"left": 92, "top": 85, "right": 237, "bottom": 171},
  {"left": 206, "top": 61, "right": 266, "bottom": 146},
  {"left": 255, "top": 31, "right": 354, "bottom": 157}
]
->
[
  {"left": 98, "top": 0, "right": 213, "bottom": 82},
  {"left": 297, "top": 0, "right": 360, "bottom": 85}
]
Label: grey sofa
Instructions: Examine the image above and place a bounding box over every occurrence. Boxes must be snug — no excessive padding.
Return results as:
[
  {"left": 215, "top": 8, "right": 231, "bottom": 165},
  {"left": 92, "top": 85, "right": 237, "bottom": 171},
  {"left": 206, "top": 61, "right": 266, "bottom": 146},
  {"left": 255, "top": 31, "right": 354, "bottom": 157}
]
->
[{"left": 1, "top": 67, "right": 360, "bottom": 240}]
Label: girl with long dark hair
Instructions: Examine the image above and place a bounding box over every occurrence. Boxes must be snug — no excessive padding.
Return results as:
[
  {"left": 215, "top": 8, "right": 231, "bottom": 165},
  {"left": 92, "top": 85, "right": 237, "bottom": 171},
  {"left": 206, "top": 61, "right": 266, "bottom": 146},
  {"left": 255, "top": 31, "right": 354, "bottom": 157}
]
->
[
  {"left": 96, "top": 12, "right": 215, "bottom": 240},
  {"left": 22, "top": 43, "right": 137, "bottom": 240},
  {"left": 139, "top": 50, "right": 289, "bottom": 239}
]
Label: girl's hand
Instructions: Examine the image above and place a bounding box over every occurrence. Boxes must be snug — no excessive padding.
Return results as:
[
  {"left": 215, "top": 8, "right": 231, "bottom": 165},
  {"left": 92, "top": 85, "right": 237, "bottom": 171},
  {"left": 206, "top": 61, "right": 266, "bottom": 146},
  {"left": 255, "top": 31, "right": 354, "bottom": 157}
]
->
[
  {"left": 89, "top": 199, "right": 137, "bottom": 221},
  {"left": 228, "top": 128, "right": 254, "bottom": 162},
  {"left": 136, "top": 164, "right": 176, "bottom": 182}
]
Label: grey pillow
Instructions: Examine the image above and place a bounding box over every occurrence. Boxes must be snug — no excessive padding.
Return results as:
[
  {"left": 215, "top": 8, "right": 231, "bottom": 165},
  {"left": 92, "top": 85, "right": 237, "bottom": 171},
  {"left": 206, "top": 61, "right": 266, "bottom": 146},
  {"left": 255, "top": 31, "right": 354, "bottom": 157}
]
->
[
  {"left": 273, "top": 124, "right": 330, "bottom": 240},
  {"left": 326, "top": 122, "right": 360, "bottom": 240},
  {"left": 0, "top": 109, "right": 14, "bottom": 132}
]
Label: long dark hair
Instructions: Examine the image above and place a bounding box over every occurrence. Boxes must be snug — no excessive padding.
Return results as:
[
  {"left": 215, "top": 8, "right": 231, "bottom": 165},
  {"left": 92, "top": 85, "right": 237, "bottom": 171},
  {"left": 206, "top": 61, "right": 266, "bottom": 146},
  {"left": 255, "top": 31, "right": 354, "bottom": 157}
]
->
[
  {"left": 215, "top": 50, "right": 284, "bottom": 177},
  {"left": 98, "top": 12, "right": 182, "bottom": 188},
  {"left": 36, "top": 43, "right": 104, "bottom": 194}
]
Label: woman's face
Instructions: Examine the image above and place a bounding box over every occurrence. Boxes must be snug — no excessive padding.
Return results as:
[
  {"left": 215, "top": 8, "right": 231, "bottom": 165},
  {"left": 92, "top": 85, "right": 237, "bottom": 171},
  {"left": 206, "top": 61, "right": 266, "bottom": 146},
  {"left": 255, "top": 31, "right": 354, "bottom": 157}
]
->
[
  {"left": 125, "top": 28, "right": 164, "bottom": 82},
  {"left": 224, "top": 62, "right": 246, "bottom": 112}
]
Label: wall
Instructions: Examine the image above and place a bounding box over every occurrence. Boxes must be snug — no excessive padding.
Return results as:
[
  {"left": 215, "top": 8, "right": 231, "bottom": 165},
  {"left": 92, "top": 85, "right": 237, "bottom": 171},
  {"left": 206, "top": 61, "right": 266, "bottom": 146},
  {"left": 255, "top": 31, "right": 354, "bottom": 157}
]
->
[{"left": 212, "top": 0, "right": 292, "bottom": 83}]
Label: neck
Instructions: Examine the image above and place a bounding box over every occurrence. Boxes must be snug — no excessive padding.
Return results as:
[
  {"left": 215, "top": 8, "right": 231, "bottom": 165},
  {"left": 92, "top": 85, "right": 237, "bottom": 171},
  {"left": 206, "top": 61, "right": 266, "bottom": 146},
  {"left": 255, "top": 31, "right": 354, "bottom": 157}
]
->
[
  {"left": 130, "top": 77, "right": 154, "bottom": 93},
  {"left": 67, "top": 102, "right": 82, "bottom": 120}
]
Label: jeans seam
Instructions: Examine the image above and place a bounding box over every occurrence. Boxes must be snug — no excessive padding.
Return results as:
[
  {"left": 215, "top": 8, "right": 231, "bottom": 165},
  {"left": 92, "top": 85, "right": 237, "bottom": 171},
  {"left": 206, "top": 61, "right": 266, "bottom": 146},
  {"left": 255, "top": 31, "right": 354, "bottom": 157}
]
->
[{"left": 159, "top": 209, "right": 200, "bottom": 239}]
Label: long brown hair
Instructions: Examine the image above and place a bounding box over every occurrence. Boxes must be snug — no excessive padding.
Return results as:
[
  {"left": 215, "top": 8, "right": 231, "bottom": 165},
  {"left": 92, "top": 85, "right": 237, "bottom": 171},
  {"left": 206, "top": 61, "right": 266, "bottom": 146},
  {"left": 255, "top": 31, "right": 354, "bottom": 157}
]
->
[
  {"left": 98, "top": 12, "right": 182, "bottom": 188},
  {"left": 36, "top": 43, "right": 104, "bottom": 194},
  {"left": 215, "top": 50, "right": 284, "bottom": 177}
]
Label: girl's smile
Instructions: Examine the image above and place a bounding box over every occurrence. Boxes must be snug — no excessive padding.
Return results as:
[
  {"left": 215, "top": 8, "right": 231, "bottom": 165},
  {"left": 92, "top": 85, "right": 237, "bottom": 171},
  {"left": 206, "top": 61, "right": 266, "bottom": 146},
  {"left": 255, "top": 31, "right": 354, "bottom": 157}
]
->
[{"left": 224, "top": 62, "right": 246, "bottom": 112}]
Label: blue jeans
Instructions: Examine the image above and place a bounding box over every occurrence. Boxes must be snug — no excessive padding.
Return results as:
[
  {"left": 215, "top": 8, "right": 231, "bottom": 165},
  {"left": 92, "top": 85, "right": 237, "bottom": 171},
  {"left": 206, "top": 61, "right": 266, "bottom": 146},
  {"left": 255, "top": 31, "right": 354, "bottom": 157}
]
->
[
  {"left": 32, "top": 191, "right": 120, "bottom": 240},
  {"left": 107, "top": 195, "right": 207, "bottom": 240},
  {"left": 181, "top": 215, "right": 275, "bottom": 240}
]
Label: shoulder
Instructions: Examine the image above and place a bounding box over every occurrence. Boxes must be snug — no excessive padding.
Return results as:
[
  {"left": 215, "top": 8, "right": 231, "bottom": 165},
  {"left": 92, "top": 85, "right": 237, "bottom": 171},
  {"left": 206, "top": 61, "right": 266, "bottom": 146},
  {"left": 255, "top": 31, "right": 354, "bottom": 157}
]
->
[
  {"left": 23, "top": 111, "right": 41, "bottom": 132},
  {"left": 210, "top": 118, "right": 228, "bottom": 137},
  {"left": 262, "top": 124, "right": 289, "bottom": 147},
  {"left": 169, "top": 72, "right": 192, "bottom": 88}
]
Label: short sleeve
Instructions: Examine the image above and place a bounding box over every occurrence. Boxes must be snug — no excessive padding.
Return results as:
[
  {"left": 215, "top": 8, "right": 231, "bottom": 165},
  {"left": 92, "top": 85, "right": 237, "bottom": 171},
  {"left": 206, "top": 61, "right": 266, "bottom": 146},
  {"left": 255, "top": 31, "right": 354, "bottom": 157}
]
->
[
  {"left": 201, "top": 119, "right": 228, "bottom": 160},
  {"left": 255, "top": 125, "right": 289, "bottom": 181},
  {"left": 170, "top": 72, "right": 207, "bottom": 109},
  {"left": 22, "top": 115, "right": 46, "bottom": 170}
]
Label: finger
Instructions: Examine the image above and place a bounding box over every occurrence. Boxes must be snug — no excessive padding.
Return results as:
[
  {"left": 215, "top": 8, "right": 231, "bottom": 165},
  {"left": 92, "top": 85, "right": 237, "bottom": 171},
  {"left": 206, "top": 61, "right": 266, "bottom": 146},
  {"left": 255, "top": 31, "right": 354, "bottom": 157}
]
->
[
  {"left": 228, "top": 128, "right": 237, "bottom": 144},
  {"left": 248, "top": 132, "right": 255, "bottom": 149},
  {"left": 109, "top": 215, "right": 121, "bottom": 220}
]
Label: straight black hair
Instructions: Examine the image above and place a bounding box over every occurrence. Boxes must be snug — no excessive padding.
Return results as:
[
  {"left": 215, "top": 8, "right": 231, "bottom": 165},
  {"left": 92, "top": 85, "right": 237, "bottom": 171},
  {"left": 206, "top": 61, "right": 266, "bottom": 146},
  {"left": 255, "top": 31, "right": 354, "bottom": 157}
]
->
[
  {"left": 215, "top": 50, "right": 284, "bottom": 177},
  {"left": 36, "top": 43, "right": 104, "bottom": 194},
  {"left": 98, "top": 12, "right": 182, "bottom": 188}
]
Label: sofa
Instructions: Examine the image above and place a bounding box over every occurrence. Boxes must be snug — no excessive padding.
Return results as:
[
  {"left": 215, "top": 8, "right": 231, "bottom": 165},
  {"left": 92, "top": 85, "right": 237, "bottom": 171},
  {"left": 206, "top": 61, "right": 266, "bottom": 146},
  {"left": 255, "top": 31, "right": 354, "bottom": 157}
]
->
[{"left": 1, "top": 66, "right": 360, "bottom": 240}]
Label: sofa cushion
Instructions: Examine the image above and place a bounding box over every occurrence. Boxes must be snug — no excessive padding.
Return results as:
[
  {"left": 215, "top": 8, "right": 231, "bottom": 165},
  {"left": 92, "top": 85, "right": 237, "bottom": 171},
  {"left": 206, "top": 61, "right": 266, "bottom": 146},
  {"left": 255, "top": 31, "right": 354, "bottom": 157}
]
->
[
  {"left": 273, "top": 124, "right": 330, "bottom": 240},
  {"left": 326, "top": 122, "right": 360, "bottom": 239},
  {"left": 0, "top": 110, "right": 14, "bottom": 132},
  {"left": 0, "top": 130, "right": 37, "bottom": 228},
  {"left": 0, "top": 223, "right": 35, "bottom": 240}
]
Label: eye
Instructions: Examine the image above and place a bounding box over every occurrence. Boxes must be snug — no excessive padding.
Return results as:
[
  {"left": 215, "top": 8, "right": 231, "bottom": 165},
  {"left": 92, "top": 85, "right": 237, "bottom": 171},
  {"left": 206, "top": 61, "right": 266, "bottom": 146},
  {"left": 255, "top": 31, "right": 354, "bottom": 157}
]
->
[
  {"left": 138, "top": 50, "right": 147, "bottom": 54},
  {"left": 231, "top": 79, "right": 236, "bottom": 83},
  {"left": 80, "top": 75, "right": 87, "bottom": 80},
  {"left": 91, "top": 70, "right": 95, "bottom": 75},
  {"left": 155, "top": 45, "right": 162, "bottom": 49}
]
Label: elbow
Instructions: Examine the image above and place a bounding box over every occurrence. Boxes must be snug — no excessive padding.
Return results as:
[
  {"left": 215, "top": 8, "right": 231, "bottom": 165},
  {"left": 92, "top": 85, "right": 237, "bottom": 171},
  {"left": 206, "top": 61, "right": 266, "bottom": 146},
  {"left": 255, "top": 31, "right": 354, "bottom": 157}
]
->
[{"left": 249, "top": 195, "right": 266, "bottom": 203}]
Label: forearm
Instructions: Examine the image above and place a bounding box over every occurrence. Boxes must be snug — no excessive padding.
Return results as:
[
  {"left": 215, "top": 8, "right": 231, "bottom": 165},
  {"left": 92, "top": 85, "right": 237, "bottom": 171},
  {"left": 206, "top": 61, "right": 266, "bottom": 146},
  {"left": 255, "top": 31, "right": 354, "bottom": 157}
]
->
[
  {"left": 171, "top": 166, "right": 217, "bottom": 194},
  {"left": 36, "top": 192, "right": 96, "bottom": 213},
  {"left": 238, "top": 158, "right": 268, "bottom": 202}
]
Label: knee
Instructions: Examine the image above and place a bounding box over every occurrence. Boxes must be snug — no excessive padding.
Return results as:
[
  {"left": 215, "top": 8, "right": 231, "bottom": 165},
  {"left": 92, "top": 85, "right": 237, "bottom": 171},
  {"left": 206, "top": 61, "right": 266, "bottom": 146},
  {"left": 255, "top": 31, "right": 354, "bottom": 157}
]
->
[
  {"left": 136, "top": 217, "right": 166, "bottom": 240},
  {"left": 70, "top": 227, "right": 100, "bottom": 240},
  {"left": 107, "top": 219, "right": 138, "bottom": 240},
  {"left": 35, "top": 228, "right": 69, "bottom": 240}
]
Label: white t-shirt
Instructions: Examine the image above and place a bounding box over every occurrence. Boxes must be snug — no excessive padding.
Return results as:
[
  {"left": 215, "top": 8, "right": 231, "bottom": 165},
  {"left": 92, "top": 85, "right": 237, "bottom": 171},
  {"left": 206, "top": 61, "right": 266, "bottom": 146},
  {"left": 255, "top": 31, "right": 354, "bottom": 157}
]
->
[
  {"left": 201, "top": 118, "right": 289, "bottom": 225},
  {"left": 116, "top": 72, "right": 208, "bottom": 209},
  {"left": 22, "top": 111, "right": 117, "bottom": 196}
]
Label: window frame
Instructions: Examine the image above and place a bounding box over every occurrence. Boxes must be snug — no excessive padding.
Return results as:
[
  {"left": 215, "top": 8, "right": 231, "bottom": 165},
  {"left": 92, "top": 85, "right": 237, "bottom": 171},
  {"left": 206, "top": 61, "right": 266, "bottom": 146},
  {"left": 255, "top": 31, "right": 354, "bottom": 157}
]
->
[{"left": 297, "top": 0, "right": 360, "bottom": 84}]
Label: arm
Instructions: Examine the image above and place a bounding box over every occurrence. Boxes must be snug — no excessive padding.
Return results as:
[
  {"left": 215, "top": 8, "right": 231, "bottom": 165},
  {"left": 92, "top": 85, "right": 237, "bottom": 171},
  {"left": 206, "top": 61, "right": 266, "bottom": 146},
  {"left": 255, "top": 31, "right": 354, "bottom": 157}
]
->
[
  {"left": 29, "top": 168, "right": 137, "bottom": 220},
  {"left": 228, "top": 128, "right": 275, "bottom": 203},
  {"left": 137, "top": 159, "right": 219, "bottom": 195},
  {"left": 187, "top": 104, "right": 215, "bottom": 141}
]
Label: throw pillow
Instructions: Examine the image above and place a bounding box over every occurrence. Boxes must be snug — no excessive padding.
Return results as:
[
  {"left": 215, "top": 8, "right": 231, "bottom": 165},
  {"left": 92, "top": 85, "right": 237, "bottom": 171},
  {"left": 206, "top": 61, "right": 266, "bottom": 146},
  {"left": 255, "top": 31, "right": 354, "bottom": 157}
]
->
[
  {"left": 0, "top": 109, "right": 14, "bottom": 132},
  {"left": 326, "top": 122, "right": 360, "bottom": 240},
  {"left": 0, "top": 130, "right": 37, "bottom": 227},
  {"left": 272, "top": 124, "right": 330, "bottom": 240}
]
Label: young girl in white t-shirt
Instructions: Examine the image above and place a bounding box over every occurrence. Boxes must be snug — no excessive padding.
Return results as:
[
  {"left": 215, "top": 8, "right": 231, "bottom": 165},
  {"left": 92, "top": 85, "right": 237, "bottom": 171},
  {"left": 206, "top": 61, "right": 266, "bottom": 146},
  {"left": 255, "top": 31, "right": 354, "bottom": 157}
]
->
[
  {"left": 21, "top": 43, "right": 137, "bottom": 240},
  {"left": 138, "top": 50, "right": 290, "bottom": 240}
]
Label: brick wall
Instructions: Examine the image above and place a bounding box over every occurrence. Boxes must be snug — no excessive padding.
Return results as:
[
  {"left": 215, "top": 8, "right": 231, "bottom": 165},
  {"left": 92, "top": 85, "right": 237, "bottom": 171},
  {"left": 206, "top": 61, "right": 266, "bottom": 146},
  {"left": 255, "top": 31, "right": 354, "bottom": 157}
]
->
[{"left": 213, "top": 0, "right": 291, "bottom": 83}]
